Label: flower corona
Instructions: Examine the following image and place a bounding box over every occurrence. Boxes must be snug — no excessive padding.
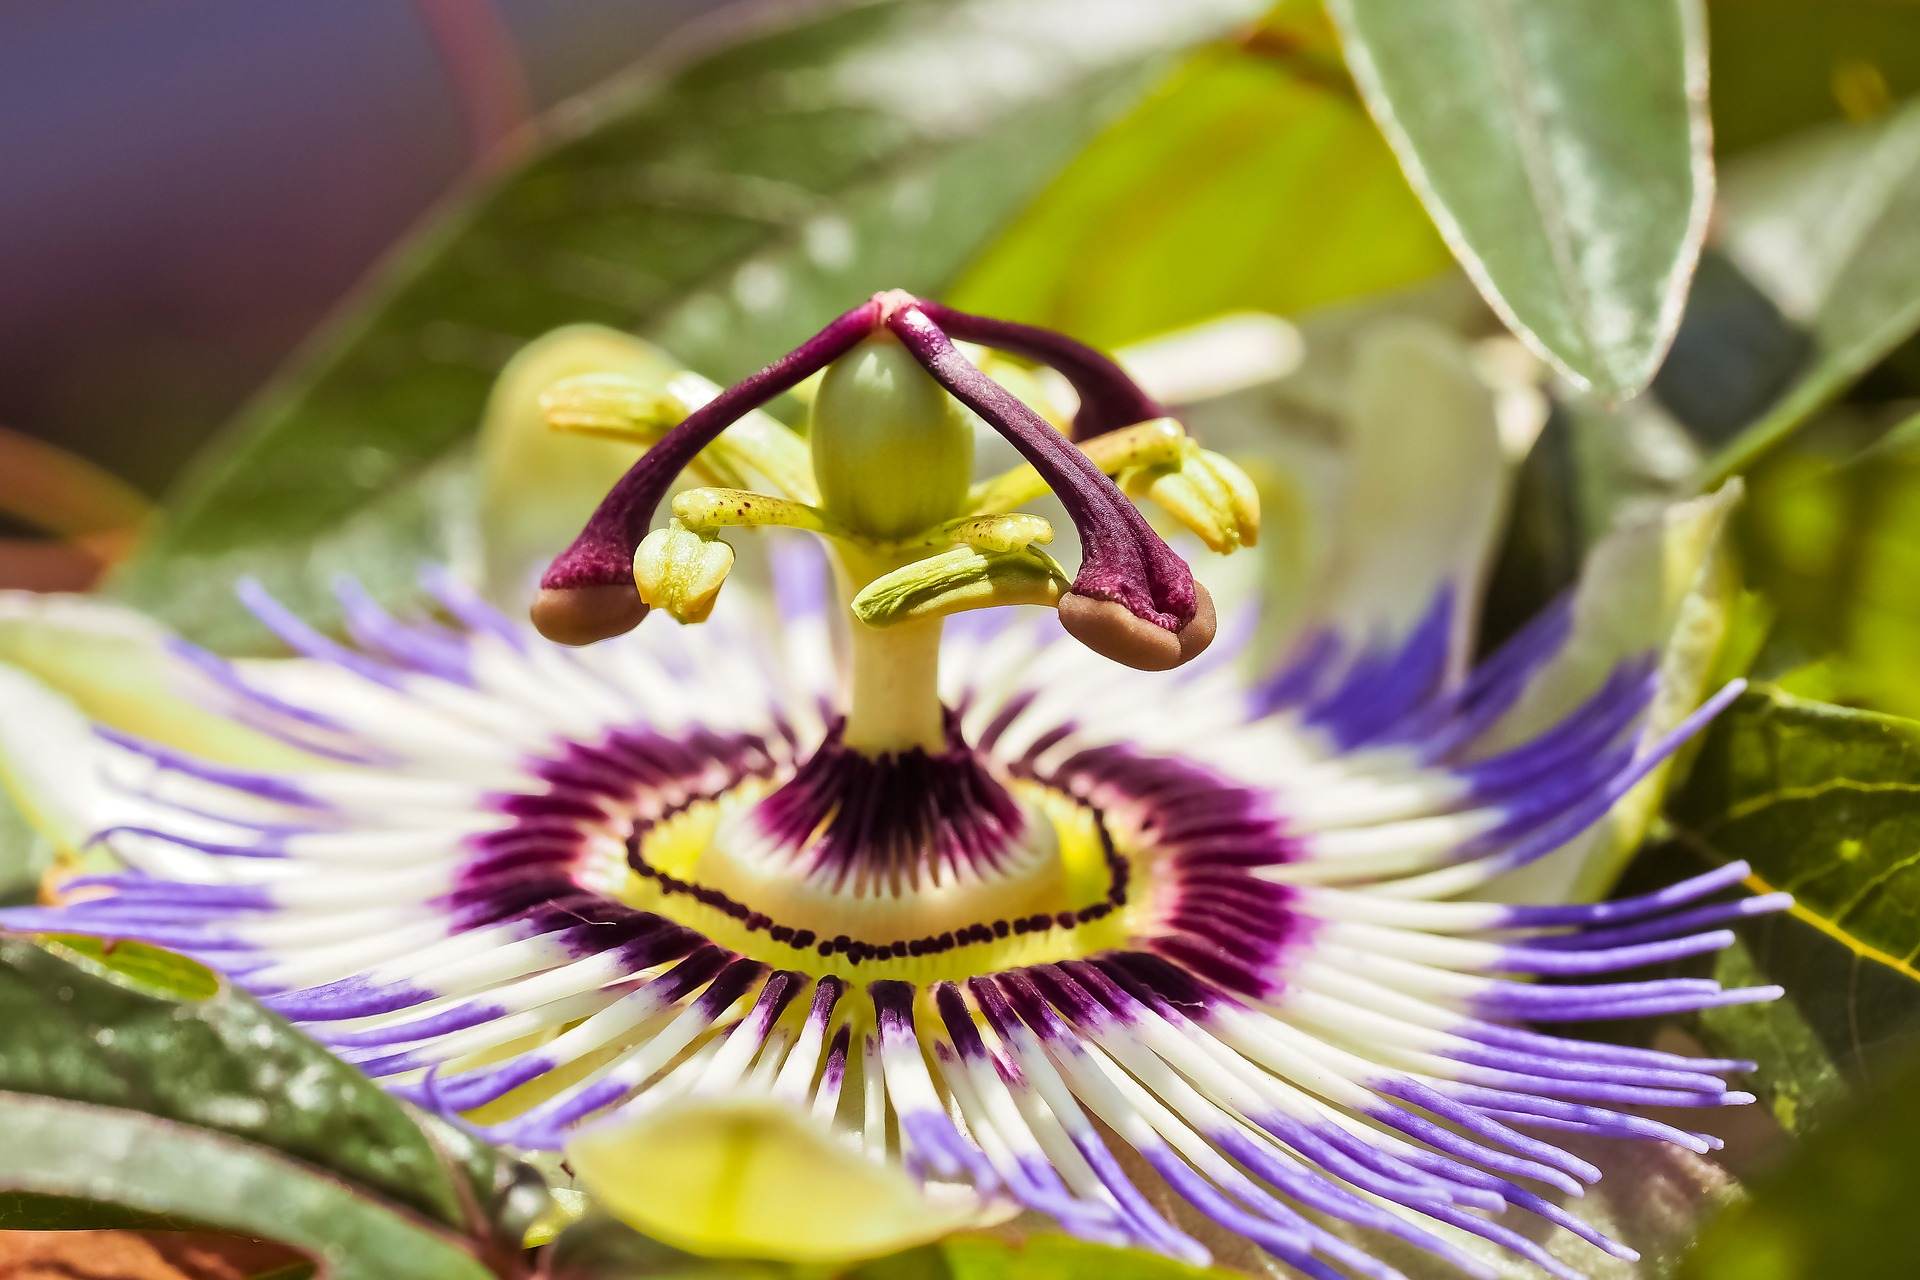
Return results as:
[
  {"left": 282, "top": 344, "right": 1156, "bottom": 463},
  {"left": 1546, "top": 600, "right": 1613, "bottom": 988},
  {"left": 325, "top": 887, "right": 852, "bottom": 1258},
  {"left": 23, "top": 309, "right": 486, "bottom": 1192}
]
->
[{"left": 4, "top": 295, "right": 1784, "bottom": 1279}]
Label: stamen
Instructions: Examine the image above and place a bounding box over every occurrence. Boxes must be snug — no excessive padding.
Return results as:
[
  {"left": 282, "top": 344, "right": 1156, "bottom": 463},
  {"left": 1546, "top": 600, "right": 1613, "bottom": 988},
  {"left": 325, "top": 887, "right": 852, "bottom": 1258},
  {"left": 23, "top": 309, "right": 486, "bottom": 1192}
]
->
[
  {"left": 533, "top": 298, "right": 883, "bottom": 645},
  {"left": 883, "top": 303, "right": 1214, "bottom": 670},
  {"left": 914, "top": 301, "right": 1167, "bottom": 440}
]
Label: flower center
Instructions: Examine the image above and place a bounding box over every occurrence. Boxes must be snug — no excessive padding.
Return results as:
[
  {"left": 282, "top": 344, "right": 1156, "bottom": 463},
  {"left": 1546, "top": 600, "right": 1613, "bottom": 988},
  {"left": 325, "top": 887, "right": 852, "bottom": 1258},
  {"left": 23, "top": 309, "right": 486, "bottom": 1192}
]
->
[
  {"left": 610, "top": 723, "right": 1142, "bottom": 982},
  {"left": 513, "top": 293, "right": 1264, "bottom": 976}
]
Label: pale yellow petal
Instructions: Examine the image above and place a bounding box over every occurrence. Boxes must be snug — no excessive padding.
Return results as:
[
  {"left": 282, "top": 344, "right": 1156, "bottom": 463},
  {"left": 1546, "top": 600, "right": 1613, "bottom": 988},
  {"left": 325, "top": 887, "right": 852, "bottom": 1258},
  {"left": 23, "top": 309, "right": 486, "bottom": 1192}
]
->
[{"left": 567, "top": 1097, "right": 982, "bottom": 1263}]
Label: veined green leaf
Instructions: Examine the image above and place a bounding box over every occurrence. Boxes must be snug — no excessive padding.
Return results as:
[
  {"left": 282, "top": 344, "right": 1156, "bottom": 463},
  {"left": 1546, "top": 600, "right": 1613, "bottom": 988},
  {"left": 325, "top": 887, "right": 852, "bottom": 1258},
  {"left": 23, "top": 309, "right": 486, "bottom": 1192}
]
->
[
  {"left": 0, "top": 1092, "right": 494, "bottom": 1280},
  {"left": 111, "top": 0, "right": 1265, "bottom": 653},
  {"left": 1325, "top": 0, "right": 1711, "bottom": 399},
  {"left": 0, "top": 936, "right": 523, "bottom": 1238},
  {"left": 1666, "top": 686, "right": 1920, "bottom": 1131},
  {"left": 1676, "top": 1047, "right": 1920, "bottom": 1279},
  {"left": 1703, "top": 100, "right": 1920, "bottom": 482}
]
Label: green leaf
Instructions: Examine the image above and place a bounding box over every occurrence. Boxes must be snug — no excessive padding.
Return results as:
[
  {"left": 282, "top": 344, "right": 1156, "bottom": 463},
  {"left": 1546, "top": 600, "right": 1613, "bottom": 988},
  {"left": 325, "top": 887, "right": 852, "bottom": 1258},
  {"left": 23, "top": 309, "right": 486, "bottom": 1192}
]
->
[
  {"left": 0, "top": 935, "right": 522, "bottom": 1237},
  {"left": 951, "top": 5, "right": 1451, "bottom": 347},
  {"left": 0, "top": 1191, "right": 202, "bottom": 1233},
  {"left": 1324, "top": 0, "right": 1711, "bottom": 399},
  {"left": 40, "top": 934, "right": 222, "bottom": 1000},
  {"left": 1703, "top": 99, "right": 1920, "bottom": 482},
  {"left": 853, "top": 1234, "right": 1238, "bottom": 1280},
  {"left": 1676, "top": 1047, "right": 1920, "bottom": 1280},
  {"left": 546, "top": 1213, "right": 790, "bottom": 1280},
  {"left": 111, "top": 0, "right": 1265, "bottom": 653},
  {"left": 0, "top": 1092, "right": 495, "bottom": 1280},
  {"left": 1666, "top": 686, "right": 1920, "bottom": 1132},
  {"left": 1708, "top": 0, "right": 1920, "bottom": 154},
  {"left": 1735, "top": 410, "right": 1920, "bottom": 719},
  {"left": 0, "top": 782, "right": 51, "bottom": 907}
]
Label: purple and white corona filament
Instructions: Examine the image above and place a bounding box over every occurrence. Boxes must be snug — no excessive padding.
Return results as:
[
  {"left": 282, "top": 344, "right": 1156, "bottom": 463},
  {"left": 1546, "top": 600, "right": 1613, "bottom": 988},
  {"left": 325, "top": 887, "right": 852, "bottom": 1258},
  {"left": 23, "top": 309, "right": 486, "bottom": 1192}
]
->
[{"left": 4, "top": 295, "right": 1784, "bottom": 1278}]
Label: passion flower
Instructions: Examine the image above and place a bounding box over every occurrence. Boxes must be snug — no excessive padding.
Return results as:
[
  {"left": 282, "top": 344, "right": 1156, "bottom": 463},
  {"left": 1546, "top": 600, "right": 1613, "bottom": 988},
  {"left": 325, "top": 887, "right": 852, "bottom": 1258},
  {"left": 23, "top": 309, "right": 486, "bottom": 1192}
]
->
[{"left": 1, "top": 295, "right": 1782, "bottom": 1278}]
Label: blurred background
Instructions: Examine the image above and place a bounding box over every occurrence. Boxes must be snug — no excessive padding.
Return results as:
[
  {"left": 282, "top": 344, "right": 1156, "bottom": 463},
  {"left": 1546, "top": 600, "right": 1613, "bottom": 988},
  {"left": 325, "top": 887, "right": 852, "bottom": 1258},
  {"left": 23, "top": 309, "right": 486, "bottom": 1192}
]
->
[
  {"left": 6, "top": 0, "right": 1920, "bottom": 686},
  {"left": 4, "top": 1, "right": 1917, "bottom": 492},
  {"left": 0, "top": 0, "right": 714, "bottom": 584}
]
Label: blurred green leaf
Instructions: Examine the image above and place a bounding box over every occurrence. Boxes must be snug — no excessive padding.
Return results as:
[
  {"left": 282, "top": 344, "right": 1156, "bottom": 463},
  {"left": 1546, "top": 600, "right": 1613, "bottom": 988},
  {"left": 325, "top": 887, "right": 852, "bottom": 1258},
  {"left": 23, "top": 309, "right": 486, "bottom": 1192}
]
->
[
  {"left": 1666, "top": 686, "right": 1920, "bottom": 1132},
  {"left": 1709, "top": 0, "right": 1920, "bottom": 154},
  {"left": 1737, "top": 412, "right": 1920, "bottom": 719},
  {"left": 1325, "top": 0, "right": 1710, "bottom": 398},
  {"left": 854, "top": 1233, "right": 1237, "bottom": 1280},
  {"left": 1676, "top": 1047, "right": 1920, "bottom": 1279},
  {"left": 0, "top": 1192, "right": 200, "bottom": 1232},
  {"left": 0, "top": 783, "right": 50, "bottom": 906},
  {"left": 546, "top": 1213, "right": 790, "bottom": 1279},
  {"left": 0, "top": 935, "right": 525, "bottom": 1238},
  {"left": 952, "top": 5, "right": 1451, "bottom": 345},
  {"left": 0, "top": 1092, "right": 494, "bottom": 1280},
  {"left": 544, "top": 1224, "right": 1245, "bottom": 1280},
  {"left": 111, "top": 0, "right": 1266, "bottom": 653},
  {"left": 1704, "top": 100, "right": 1920, "bottom": 481}
]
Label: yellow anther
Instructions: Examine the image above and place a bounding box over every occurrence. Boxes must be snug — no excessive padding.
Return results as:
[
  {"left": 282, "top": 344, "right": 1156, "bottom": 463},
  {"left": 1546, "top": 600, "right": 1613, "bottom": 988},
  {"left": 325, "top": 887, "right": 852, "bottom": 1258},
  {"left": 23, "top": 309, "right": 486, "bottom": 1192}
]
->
[
  {"left": 670, "top": 487, "right": 842, "bottom": 538},
  {"left": 1124, "top": 445, "right": 1261, "bottom": 553},
  {"left": 540, "top": 371, "right": 817, "bottom": 500},
  {"left": 965, "top": 417, "right": 1188, "bottom": 515},
  {"left": 634, "top": 520, "right": 736, "bottom": 624},
  {"left": 851, "top": 545, "right": 1070, "bottom": 628},
  {"left": 897, "top": 511, "right": 1054, "bottom": 555},
  {"left": 539, "top": 373, "right": 684, "bottom": 442}
]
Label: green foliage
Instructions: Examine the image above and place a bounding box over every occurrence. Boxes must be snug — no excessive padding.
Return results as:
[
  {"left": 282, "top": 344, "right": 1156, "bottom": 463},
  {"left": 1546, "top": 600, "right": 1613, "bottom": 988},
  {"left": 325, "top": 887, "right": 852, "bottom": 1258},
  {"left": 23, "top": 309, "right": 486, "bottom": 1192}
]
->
[
  {"left": 952, "top": 5, "right": 1450, "bottom": 345},
  {"left": 1326, "top": 0, "right": 1710, "bottom": 398},
  {"left": 1737, "top": 414, "right": 1920, "bottom": 719},
  {"left": 1677, "top": 1048, "right": 1920, "bottom": 1279},
  {"left": 1704, "top": 100, "right": 1920, "bottom": 482},
  {"left": 110, "top": 0, "right": 1265, "bottom": 652},
  {"left": 0, "top": 936, "right": 537, "bottom": 1266},
  {"left": 540, "top": 1225, "right": 1243, "bottom": 1280},
  {"left": 0, "top": 1094, "right": 494, "bottom": 1280},
  {"left": 1708, "top": 0, "right": 1920, "bottom": 154},
  {"left": 1666, "top": 687, "right": 1920, "bottom": 1132},
  {"left": 868, "top": 1234, "right": 1239, "bottom": 1280}
]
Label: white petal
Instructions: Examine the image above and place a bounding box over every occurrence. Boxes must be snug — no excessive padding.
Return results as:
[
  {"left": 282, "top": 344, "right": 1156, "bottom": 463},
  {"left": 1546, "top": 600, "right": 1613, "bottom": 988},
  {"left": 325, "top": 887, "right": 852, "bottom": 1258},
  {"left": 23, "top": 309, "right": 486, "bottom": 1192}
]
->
[{"left": 1475, "top": 483, "right": 1742, "bottom": 903}]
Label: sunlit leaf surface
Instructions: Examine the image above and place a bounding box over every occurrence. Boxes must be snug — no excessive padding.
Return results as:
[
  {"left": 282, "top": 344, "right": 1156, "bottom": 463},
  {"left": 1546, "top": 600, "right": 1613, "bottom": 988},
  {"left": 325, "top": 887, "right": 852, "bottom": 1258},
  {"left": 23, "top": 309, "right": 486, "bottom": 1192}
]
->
[
  {"left": 1325, "top": 0, "right": 1710, "bottom": 398},
  {"left": 1704, "top": 100, "right": 1920, "bottom": 481},
  {"left": 953, "top": 4, "right": 1450, "bottom": 345}
]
